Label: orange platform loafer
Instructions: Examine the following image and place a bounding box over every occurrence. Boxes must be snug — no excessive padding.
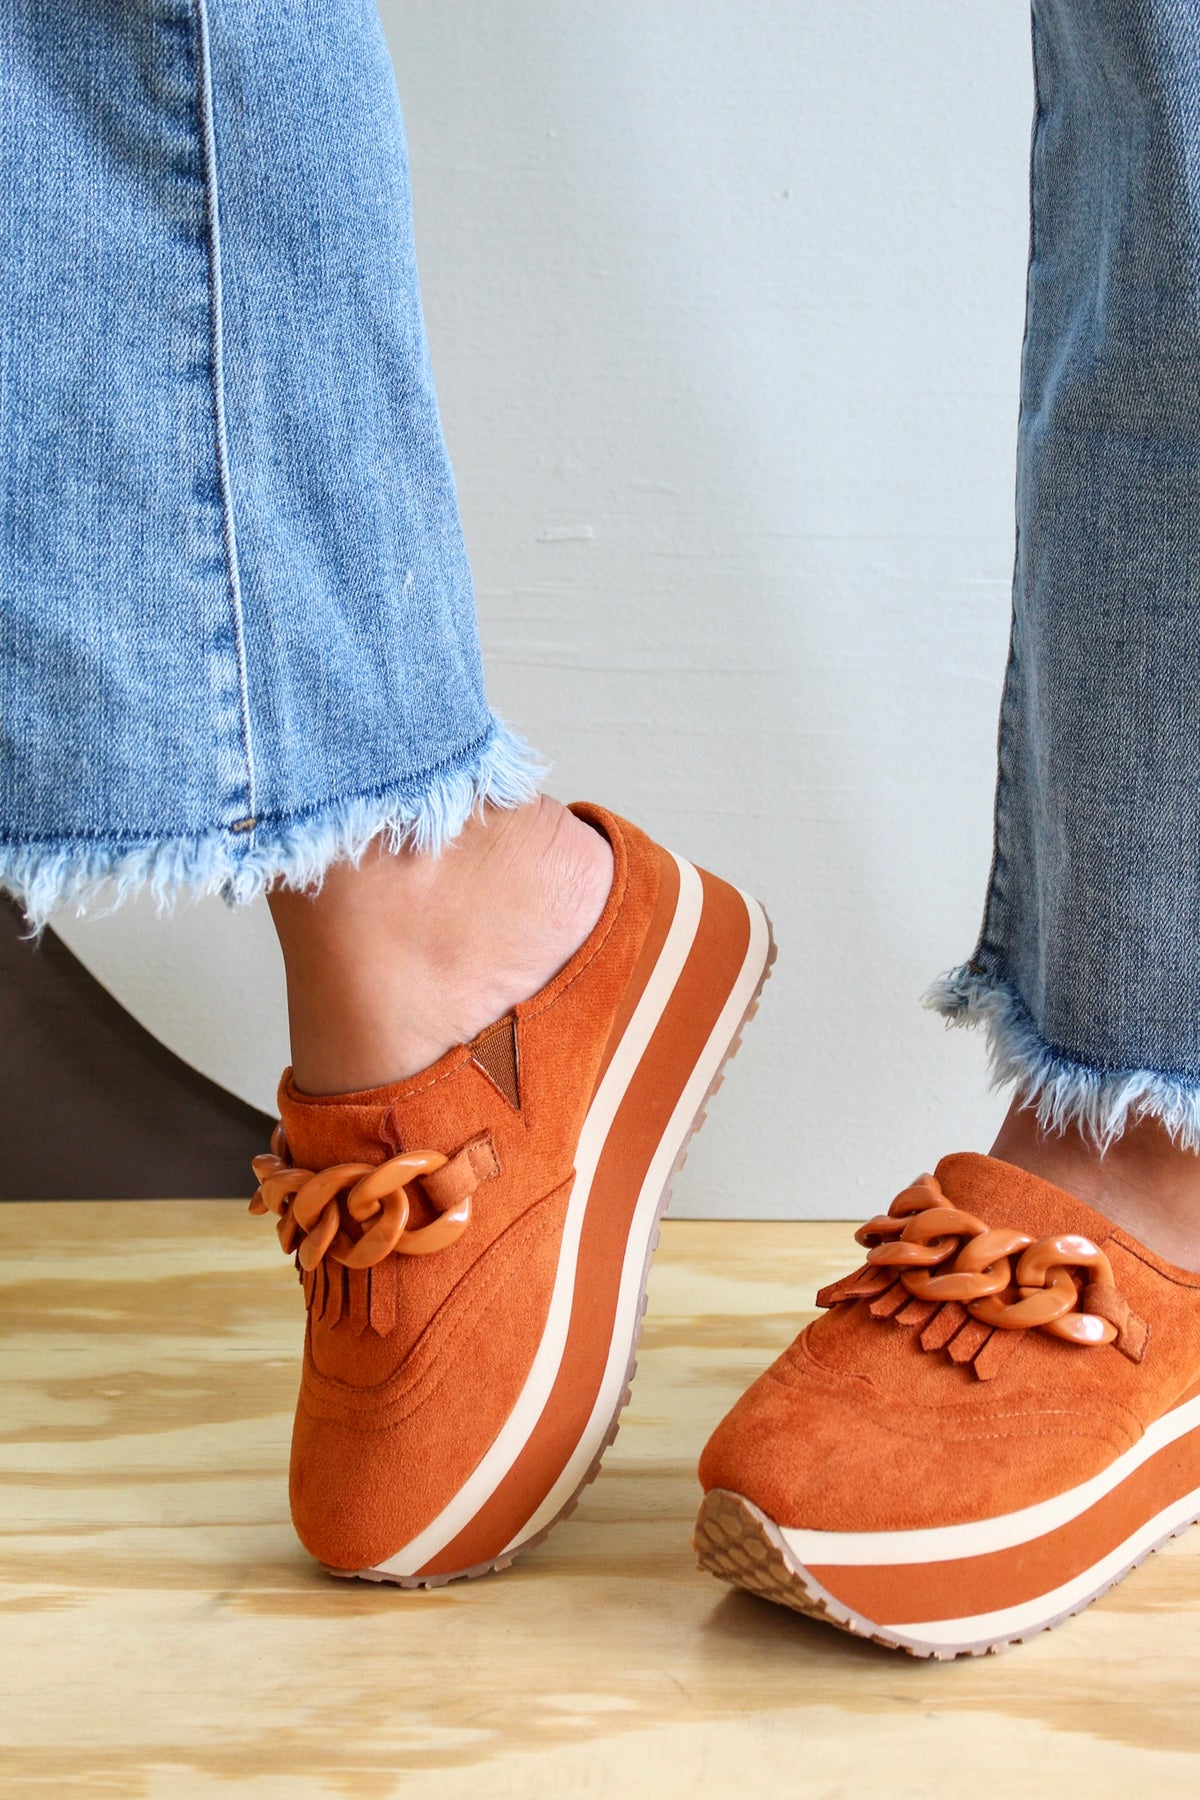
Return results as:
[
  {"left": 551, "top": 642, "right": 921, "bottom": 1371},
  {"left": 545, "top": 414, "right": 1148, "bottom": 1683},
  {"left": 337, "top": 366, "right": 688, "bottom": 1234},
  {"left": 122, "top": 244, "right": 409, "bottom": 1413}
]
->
[
  {"left": 251, "top": 802, "right": 773, "bottom": 1585},
  {"left": 695, "top": 1151, "right": 1200, "bottom": 1657}
]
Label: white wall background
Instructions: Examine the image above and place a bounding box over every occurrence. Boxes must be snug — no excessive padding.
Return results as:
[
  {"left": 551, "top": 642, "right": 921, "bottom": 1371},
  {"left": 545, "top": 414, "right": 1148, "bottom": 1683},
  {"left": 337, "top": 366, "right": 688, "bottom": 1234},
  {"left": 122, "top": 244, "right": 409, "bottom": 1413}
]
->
[{"left": 53, "top": 1, "right": 1033, "bottom": 1219}]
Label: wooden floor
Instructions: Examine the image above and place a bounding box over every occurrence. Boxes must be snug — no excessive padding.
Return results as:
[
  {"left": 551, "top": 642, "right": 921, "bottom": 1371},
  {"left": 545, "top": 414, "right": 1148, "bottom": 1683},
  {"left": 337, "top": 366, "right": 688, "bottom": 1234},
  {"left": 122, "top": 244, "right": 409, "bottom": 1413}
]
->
[{"left": 4, "top": 1206, "right": 1200, "bottom": 1799}]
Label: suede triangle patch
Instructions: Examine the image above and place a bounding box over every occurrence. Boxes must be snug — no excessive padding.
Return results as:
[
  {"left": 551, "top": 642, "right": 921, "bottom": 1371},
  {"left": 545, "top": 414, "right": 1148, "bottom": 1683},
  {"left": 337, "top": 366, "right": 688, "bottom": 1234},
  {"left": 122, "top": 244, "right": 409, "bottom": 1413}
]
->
[{"left": 470, "top": 1014, "right": 521, "bottom": 1110}]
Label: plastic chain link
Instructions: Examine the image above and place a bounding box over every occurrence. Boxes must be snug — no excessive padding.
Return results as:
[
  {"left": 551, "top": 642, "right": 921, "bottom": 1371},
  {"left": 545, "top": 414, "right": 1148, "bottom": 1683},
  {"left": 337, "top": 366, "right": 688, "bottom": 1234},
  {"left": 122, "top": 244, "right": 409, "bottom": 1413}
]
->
[
  {"left": 855, "top": 1173, "right": 1120, "bottom": 1347},
  {"left": 249, "top": 1124, "right": 472, "bottom": 1271}
]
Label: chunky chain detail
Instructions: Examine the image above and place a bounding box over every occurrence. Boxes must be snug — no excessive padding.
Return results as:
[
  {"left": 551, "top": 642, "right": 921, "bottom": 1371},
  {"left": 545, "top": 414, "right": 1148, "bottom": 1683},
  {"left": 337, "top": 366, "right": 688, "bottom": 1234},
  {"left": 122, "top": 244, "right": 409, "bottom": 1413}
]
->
[
  {"left": 852, "top": 1173, "right": 1121, "bottom": 1346},
  {"left": 249, "top": 1124, "right": 475, "bottom": 1271}
]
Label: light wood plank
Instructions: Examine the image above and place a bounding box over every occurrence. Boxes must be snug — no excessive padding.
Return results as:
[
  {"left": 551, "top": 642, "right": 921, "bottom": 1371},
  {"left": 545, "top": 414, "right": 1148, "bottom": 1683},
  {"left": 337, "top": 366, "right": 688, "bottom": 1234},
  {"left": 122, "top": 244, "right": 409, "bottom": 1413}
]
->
[{"left": 2, "top": 1204, "right": 1199, "bottom": 1797}]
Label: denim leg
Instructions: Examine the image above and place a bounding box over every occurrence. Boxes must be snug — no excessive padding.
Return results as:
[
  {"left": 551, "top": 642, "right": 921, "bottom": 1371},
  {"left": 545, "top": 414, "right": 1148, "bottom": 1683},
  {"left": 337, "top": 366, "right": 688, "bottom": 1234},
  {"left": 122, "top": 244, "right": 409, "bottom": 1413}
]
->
[
  {"left": 930, "top": 0, "right": 1200, "bottom": 1146},
  {"left": 0, "top": 1, "right": 539, "bottom": 927}
]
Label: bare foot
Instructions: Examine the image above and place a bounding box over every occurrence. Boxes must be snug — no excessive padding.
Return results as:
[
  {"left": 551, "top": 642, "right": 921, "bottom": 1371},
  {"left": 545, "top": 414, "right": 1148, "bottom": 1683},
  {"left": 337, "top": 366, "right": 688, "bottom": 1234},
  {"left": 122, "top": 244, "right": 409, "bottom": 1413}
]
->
[
  {"left": 992, "top": 1096, "right": 1200, "bottom": 1272},
  {"left": 268, "top": 795, "right": 613, "bottom": 1094}
]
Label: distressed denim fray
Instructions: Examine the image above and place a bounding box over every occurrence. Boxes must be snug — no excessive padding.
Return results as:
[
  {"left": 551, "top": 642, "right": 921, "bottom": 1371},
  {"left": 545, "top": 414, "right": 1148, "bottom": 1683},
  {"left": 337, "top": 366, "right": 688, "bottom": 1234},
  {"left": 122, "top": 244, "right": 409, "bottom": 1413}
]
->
[
  {"left": 930, "top": 0, "right": 1200, "bottom": 1150},
  {"left": 0, "top": 0, "right": 539, "bottom": 928}
]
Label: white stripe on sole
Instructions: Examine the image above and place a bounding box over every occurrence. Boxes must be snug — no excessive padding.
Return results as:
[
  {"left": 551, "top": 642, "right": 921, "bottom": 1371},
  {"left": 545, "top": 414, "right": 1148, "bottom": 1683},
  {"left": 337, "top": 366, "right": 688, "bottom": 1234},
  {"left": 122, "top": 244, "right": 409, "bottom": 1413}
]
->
[
  {"left": 503, "top": 887, "right": 770, "bottom": 1555},
  {"left": 889, "top": 1478, "right": 1200, "bottom": 1648},
  {"left": 779, "top": 1390, "right": 1200, "bottom": 1569},
  {"left": 371, "top": 854, "right": 705, "bottom": 1578}
]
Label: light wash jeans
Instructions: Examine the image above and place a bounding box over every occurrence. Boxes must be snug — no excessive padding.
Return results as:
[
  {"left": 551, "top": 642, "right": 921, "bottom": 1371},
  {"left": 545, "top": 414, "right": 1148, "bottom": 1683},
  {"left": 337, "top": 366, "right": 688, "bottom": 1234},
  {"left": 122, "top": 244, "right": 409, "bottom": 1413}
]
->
[
  {"left": 1, "top": 2, "right": 1198, "bottom": 1151},
  {"left": 930, "top": 0, "right": 1200, "bottom": 1150},
  {"left": 0, "top": 0, "right": 539, "bottom": 926}
]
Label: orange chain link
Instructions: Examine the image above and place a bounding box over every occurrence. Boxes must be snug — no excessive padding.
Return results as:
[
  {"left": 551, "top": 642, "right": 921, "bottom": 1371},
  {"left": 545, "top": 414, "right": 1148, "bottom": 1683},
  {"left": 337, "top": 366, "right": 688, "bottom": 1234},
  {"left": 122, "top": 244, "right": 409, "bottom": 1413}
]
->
[
  {"left": 249, "top": 1124, "right": 472, "bottom": 1271},
  {"left": 855, "top": 1173, "right": 1120, "bottom": 1347}
]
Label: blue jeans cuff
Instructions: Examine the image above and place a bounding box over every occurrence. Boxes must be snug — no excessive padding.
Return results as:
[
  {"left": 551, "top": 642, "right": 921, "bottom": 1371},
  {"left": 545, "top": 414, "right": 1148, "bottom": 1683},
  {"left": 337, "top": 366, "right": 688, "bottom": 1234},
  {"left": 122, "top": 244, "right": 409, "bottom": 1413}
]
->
[
  {"left": 0, "top": 716, "right": 545, "bottom": 932},
  {"left": 925, "top": 962, "right": 1200, "bottom": 1154}
]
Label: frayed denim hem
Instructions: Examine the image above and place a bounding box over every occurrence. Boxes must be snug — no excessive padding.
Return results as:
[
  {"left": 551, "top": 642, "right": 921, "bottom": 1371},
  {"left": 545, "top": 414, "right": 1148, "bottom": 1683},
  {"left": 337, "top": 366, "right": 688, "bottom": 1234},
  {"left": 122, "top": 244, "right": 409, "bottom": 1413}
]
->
[
  {"left": 925, "top": 963, "right": 1200, "bottom": 1153},
  {"left": 0, "top": 716, "right": 546, "bottom": 932}
]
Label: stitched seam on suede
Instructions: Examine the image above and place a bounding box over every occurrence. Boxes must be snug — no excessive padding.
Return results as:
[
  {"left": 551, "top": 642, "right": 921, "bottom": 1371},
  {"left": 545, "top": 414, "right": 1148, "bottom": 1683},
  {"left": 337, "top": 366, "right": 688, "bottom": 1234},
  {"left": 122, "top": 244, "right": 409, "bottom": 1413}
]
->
[
  {"left": 759, "top": 1380, "right": 1134, "bottom": 1468},
  {"left": 302, "top": 1227, "right": 549, "bottom": 1430},
  {"left": 308, "top": 1188, "right": 561, "bottom": 1399},
  {"left": 762, "top": 1367, "right": 1134, "bottom": 1454},
  {"left": 372, "top": 1051, "right": 475, "bottom": 1104},
  {"left": 362, "top": 1057, "right": 533, "bottom": 1121},
  {"left": 283, "top": 1048, "right": 474, "bottom": 1111},
  {"left": 782, "top": 1335, "right": 1143, "bottom": 1441},
  {"left": 280, "top": 1063, "right": 537, "bottom": 1156},
  {"left": 356, "top": 1235, "right": 560, "bottom": 1438},
  {"left": 301, "top": 1176, "right": 573, "bottom": 1422},
  {"left": 1109, "top": 1232, "right": 1200, "bottom": 1288},
  {"left": 792, "top": 1324, "right": 1129, "bottom": 1422}
]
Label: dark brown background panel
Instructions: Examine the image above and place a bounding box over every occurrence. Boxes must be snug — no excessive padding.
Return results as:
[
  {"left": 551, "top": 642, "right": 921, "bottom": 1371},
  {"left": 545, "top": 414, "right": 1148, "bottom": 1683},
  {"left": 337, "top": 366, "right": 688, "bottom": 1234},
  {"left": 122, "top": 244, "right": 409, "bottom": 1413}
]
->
[{"left": 1, "top": 898, "right": 275, "bottom": 1199}]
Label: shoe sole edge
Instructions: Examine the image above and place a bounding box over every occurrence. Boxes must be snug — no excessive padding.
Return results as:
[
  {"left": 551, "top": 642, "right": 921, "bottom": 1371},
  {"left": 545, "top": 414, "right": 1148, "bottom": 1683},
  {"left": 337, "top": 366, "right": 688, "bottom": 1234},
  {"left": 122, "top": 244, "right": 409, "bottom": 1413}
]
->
[{"left": 693, "top": 1483, "right": 1200, "bottom": 1659}]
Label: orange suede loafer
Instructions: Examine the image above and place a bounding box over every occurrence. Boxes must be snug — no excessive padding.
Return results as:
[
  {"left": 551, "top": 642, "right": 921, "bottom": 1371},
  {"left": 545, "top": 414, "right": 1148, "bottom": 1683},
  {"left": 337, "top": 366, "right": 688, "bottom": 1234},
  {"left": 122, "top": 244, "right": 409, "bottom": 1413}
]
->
[
  {"left": 251, "top": 802, "right": 773, "bottom": 1584},
  {"left": 695, "top": 1152, "right": 1200, "bottom": 1657}
]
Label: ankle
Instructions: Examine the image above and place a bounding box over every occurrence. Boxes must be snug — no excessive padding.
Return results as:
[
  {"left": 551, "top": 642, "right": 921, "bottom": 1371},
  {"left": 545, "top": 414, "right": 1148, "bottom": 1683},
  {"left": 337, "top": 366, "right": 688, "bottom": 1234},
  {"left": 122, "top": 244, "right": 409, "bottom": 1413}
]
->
[
  {"left": 991, "top": 1097, "right": 1200, "bottom": 1271},
  {"left": 508, "top": 795, "right": 614, "bottom": 961},
  {"left": 268, "top": 797, "right": 614, "bottom": 1095},
  {"left": 414, "top": 795, "right": 613, "bottom": 1033}
]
